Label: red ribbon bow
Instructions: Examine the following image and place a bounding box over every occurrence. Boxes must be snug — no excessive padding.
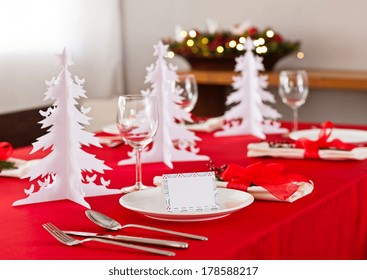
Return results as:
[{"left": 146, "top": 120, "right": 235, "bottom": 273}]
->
[
  {"left": 0, "top": 142, "right": 13, "bottom": 160},
  {"left": 221, "top": 162, "right": 310, "bottom": 200},
  {"left": 294, "top": 121, "right": 356, "bottom": 158}
]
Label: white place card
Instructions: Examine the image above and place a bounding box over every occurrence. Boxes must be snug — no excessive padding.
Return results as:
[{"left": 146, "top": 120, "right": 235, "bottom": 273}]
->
[{"left": 162, "top": 172, "right": 220, "bottom": 213}]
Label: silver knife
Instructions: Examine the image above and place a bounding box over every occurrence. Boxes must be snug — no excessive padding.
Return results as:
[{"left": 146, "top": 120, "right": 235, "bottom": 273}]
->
[{"left": 63, "top": 230, "right": 189, "bottom": 249}]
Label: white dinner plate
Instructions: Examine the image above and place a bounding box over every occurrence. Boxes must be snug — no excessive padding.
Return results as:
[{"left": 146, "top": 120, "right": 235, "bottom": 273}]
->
[
  {"left": 0, "top": 158, "right": 39, "bottom": 178},
  {"left": 289, "top": 128, "right": 367, "bottom": 143},
  {"left": 102, "top": 124, "right": 119, "bottom": 135},
  {"left": 119, "top": 187, "right": 254, "bottom": 222}
]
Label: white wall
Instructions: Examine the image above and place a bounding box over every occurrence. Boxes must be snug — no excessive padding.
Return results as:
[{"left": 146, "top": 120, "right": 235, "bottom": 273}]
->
[
  {"left": 0, "top": 0, "right": 123, "bottom": 114},
  {"left": 1, "top": 0, "right": 367, "bottom": 127},
  {"left": 121, "top": 0, "right": 367, "bottom": 124}
]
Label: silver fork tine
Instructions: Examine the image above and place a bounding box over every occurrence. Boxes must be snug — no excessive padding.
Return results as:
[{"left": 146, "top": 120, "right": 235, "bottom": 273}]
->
[
  {"left": 43, "top": 223, "right": 67, "bottom": 245},
  {"left": 49, "top": 223, "right": 74, "bottom": 242},
  {"left": 42, "top": 223, "right": 175, "bottom": 256},
  {"left": 44, "top": 223, "right": 76, "bottom": 245},
  {"left": 44, "top": 223, "right": 69, "bottom": 245}
]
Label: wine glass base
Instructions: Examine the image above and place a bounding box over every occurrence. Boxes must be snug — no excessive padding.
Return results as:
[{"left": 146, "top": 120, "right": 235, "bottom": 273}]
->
[{"left": 121, "top": 184, "right": 151, "bottom": 194}]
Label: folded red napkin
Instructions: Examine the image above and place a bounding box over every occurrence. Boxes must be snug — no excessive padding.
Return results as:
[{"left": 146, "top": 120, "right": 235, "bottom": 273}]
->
[
  {"left": 248, "top": 121, "right": 367, "bottom": 160},
  {"left": 0, "top": 142, "right": 17, "bottom": 173},
  {"left": 0, "top": 142, "right": 13, "bottom": 160},
  {"left": 294, "top": 121, "right": 357, "bottom": 158},
  {"left": 218, "top": 162, "right": 313, "bottom": 202}
]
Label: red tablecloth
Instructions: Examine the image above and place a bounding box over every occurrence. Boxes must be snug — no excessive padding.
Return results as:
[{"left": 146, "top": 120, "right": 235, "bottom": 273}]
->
[{"left": 1, "top": 122, "right": 367, "bottom": 260}]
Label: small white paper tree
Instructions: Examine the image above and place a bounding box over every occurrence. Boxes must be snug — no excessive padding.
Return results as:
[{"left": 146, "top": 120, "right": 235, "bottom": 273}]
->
[
  {"left": 215, "top": 38, "right": 287, "bottom": 138},
  {"left": 118, "top": 41, "right": 209, "bottom": 168},
  {"left": 13, "top": 49, "right": 120, "bottom": 209}
]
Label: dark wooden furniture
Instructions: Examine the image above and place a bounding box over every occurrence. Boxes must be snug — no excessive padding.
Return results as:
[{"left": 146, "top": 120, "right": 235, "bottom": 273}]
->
[
  {"left": 180, "top": 69, "right": 367, "bottom": 117},
  {"left": 0, "top": 107, "right": 46, "bottom": 148}
]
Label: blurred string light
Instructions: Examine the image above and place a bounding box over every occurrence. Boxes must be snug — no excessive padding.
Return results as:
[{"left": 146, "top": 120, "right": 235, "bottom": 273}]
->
[
  {"left": 236, "top": 44, "right": 244, "bottom": 51},
  {"left": 167, "top": 51, "right": 175, "bottom": 58},
  {"left": 216, "top": 46, "right": 224, "bottom": 53},
  {"left": 266, "top": 29, "right": 274, "bottom": 38},
  {"left": 229, "top": 40, "right": 237, "bottom": 48},
  {"left": 256, "top": 46, "right": 268, "bottom": 54},
  {"left": 186, "top": 39, "right": 194, "bottom": 47},
  {"left": 239, "top": 37, "right": 246, "bottom": 44},
  {"left": 201, "top": 37, "right": 209, "bottom": 44},
  {"left": 188, "top": 29, "right": 197, "bottom": 38},
  {"left": 180, "top": 30, "right": 188, "bottom": 38},
  {"left": 297, "top": 52, "right": 305, "bottom": 59},
  {"left": 253, "top": 38, "right": 265, "bottom": 47}
]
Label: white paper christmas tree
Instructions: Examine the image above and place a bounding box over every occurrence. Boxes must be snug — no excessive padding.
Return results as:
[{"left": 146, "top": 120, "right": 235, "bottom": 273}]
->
[
  {"left": 215, "top": 38, "right": 288, "bottom": 139},
  {"left": 118, "top": 41, "right": 209, "bottom": 168},
  {"left": 13, "top": 49, "right": 120, "bottom": 209}
]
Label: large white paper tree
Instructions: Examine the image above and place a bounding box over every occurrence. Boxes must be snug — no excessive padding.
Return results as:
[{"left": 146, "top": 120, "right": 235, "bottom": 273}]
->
[
  {"left": 118, "top": 41, "right": 209, "bottom": 168},
  {"left": 215, "top": 38, "right": 287, "bottom": 138},
  {"left": 13, "top": 49, "right": 120, "bottom": 209}
]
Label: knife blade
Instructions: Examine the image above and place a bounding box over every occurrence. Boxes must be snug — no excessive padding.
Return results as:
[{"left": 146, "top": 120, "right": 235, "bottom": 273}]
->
[{"left": 62, "top": 230, "right": 189, "bottom": 249}]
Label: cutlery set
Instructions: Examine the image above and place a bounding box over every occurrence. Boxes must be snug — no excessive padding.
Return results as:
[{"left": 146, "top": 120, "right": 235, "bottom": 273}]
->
[
  {"left": 43, "top": 209, "right": 208, "bottom": 257},
  {"left": 43, "top": 223, "right": 176, "bottom": 257}
]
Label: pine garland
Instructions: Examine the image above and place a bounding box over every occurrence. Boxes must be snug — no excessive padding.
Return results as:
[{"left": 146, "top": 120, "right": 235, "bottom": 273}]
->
[{"left": 0, "top": 160, "right": 17, "bottom": 170}]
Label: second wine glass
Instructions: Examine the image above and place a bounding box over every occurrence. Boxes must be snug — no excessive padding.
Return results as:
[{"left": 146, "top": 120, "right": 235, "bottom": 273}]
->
[
  {"left": 278, "top": 70, "right": 309, "bottom": 131},
  {"left": 176, "top": 74, "right": 198, "bottom": 114},
  {"left": 116, "top": 95, "right": 158, "bottom": 193}
]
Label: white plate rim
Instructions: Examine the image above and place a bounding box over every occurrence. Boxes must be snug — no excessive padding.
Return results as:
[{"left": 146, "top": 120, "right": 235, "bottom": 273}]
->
[
  {"left": 102, "top": 124, "right": 119, "bottom": 135},
  {"left": 0, "top": 158, "right": 39, "bottom": 178},
  {"left": 119, "top": 187, "right": 254, "bottom": 222},
  {"left": 289, "top": 128, "right": 367, "bottom": 143}
]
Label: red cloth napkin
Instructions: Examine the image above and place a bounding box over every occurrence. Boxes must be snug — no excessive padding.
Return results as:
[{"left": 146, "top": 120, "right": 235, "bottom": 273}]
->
[
  {"left": 294, "top": 121, "right": 357, "bottom": 158},
  {"left": 220, "top": 162, "right": 311, "bottom": 201},
  {"left": 0, "top": 142, "right": 13, "bottom": 160}
]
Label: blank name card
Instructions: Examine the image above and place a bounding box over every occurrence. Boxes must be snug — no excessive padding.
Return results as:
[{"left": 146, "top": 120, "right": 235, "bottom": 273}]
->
[{"left": 162, "top": 172, "right": 220, "bottom": 212}]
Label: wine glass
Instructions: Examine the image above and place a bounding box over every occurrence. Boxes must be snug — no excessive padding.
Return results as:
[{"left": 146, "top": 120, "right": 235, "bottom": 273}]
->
[
  {"left": 116, "top": 95, "right": 158, "bottom": 193},
  {"left": 278, "top": 70, "right": 309, "bottom": 131},
  {"left": 176, "top": 74, "right": 198, "bottom": 114}
]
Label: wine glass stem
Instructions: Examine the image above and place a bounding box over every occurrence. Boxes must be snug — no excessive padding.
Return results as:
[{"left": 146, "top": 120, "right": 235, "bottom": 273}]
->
[
  {"left": 135, "top": 147, "right": 143, "bottom": 187},
  {"left": 293, "top": 107, "right": 298, "bottom": 131}
]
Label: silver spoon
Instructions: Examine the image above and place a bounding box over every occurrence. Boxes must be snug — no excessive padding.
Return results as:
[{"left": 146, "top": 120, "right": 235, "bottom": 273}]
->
[{"left": 85, "top": 209, "right": 208, "bottom": 241}]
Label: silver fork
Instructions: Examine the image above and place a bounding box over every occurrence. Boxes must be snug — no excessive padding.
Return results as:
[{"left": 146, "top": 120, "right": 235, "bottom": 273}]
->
[{"left": 42, "top": 223, "right": 175, "bottom": 257}]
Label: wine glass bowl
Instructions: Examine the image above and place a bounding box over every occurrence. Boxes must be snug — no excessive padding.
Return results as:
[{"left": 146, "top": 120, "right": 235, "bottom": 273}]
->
[
  {"left": 116, "top": 95, "right": 158, "bottom": 193},
  {"left": 278, "top": 70, "right": 309, "bottom": 131},
  {"left": 176, "top": 74, "right": 198, "bottom": 113}
]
